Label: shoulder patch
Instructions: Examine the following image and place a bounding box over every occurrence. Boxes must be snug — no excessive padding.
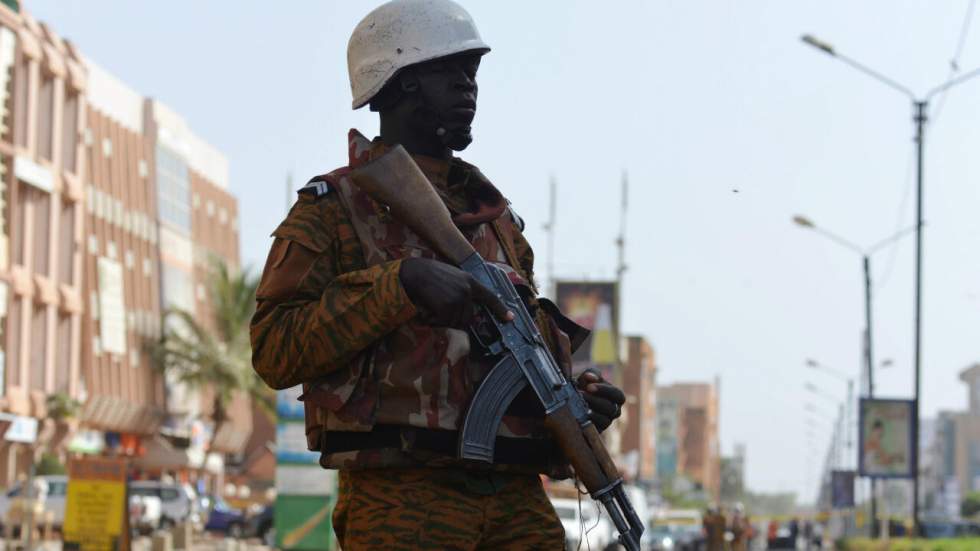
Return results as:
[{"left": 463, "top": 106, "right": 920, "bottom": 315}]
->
[{"left": 297, "top": 179, "right": 332, "bottom": 198}]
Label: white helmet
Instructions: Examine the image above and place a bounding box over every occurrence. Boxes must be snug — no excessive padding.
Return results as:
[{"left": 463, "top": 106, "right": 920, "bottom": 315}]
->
[{"left": 347, "top": 0, "right": 491, "bottom": 109}]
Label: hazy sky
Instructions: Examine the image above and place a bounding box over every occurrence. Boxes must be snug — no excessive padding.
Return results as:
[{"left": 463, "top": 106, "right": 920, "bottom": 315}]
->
[{"left": 30, "top": 1, "right": 980, "bottom": 502}]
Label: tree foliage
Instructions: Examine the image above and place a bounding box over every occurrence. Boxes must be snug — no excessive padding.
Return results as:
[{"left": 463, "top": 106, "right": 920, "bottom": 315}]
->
[
  {"left": 962, "top": 491, "right": 980, "bottom": 518},
  {"left": 149, "top": 259, "right": 273, "bottom": 452}
]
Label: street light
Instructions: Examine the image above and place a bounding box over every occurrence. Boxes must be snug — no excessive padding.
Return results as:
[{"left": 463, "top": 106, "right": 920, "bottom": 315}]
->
[
  {"left": 795, "top": 219, "right": 913, "bottom": 530},
  {"left": 793, "top": 218, "right": 915, "bottom": 398},
  {"left": 805, "top": 382, "right": 842, "bottom": 404},
  {"left": 801, "top": 34, "right": 980, "bottom": 532}
]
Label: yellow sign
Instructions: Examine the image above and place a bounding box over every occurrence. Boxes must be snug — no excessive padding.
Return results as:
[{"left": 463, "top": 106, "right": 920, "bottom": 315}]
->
[{"left": 63, "top": 457, "right": 128, "bottom": 551}]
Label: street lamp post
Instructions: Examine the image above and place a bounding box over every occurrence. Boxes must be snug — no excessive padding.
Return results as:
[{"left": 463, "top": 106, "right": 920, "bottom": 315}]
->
[
  {"left": 801, "top": 34, "right": 980, "bottom": 533},
  {"left": 794, "top": 217, "right": 914, "bottom": 533},
  {"left": 807, "top": 366, "right": 857, "bottom": 535}
]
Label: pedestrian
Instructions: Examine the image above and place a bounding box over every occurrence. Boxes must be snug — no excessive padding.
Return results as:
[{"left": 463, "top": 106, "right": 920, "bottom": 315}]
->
[
  {"left": 766, "top": 518, "right": 778, "bottom": 549},
  {"left": 703, "top": 505, "right": 727, "bottom": 551},
  {"left": 250, "top": 1, "right": 627, "bottom": 549},
  {"left": 788, "top": 517, "right": 800, "bottom": 548},
  {"left": 730, "top": 503, "right": 751, "bottom": 551}
]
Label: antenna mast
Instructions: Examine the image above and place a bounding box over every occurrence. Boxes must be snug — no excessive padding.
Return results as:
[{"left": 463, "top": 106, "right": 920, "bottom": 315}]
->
[
  {"left": 543, "top": 175, "right": 557, "bottom": 295},
  {"left": 616, "top": 170, "right": 628, "bottom": 283}
]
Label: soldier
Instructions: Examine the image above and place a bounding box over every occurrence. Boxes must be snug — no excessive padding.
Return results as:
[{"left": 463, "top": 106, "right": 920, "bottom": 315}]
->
[
  {"left": 703, "top": 505, "right": 727, "bottom": 551},
  {"left": 250, "top": 1, "right": 627, "bottom": 549}
]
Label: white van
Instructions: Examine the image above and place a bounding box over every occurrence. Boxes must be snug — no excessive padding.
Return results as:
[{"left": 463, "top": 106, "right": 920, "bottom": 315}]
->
[
  {"left": 0, "top": 475, "right": 68, "bottom": 530},
  {"left": 128, "top": 481, "right": 200, "bottom": 528}
]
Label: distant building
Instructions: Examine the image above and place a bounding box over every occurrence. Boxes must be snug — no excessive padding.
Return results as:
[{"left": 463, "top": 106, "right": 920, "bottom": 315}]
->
[
  {"left": 620, "top": 335, "right": 657, "bottom": 483},
  {"left": 720, "top": 443, "right": 746, "bottom": 503},
  {"left": 0, "top": 3, "right": 244, "bottom": 487},
  {"left": 656, "top": 379, "right": 721, "bottom": 501}
]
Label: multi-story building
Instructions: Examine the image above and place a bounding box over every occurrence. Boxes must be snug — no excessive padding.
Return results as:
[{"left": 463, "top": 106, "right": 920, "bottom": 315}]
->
[
  {"left": 656, "top": 380, "right": 721, "bottom": 501},
  {"left": 0, "top": 2, "right": 247, "bottom": 486},
  {"left": 620, "top": 335, "right": 657, "bottom": 483},
  {"left": 0, "top": 5, "right": 86, "bottom": 484}
]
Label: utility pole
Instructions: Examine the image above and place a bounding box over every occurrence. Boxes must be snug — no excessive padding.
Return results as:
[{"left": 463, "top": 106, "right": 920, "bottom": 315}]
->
[
  {"left": 864, "top": 255, "right": 878, "bottom": 532},
  {"left": 911, "top": 100, "right": 927, "bottom": 531}
]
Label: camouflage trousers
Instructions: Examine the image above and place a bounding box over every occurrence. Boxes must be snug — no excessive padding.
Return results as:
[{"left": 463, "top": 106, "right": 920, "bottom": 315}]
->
[{"left": 333, "top": 467, "right": 565, "bottom": 550}]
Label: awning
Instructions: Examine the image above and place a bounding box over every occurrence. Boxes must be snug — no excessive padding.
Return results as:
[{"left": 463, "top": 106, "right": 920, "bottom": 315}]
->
[
  {"left": 133, "top": 435, "right": 191, "bottom": 471},
  {"left": 133, "top": 435, "right": 222, "bottom": 474}
]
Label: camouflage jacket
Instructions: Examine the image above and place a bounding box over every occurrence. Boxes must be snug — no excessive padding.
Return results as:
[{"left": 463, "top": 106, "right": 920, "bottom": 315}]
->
[{"left": 251, "top": 130, "right": 580, "bottom": 474}]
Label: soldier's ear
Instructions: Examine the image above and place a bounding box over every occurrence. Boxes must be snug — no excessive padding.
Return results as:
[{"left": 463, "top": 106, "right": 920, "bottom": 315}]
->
[{"left": 399, "top": 72, "right": 420, "bottom": 94}]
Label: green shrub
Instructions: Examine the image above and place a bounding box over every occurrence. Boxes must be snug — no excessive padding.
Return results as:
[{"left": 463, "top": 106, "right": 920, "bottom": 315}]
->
[
  {"left": 34, "top": 453, "right": 65, "bottom": 475},
  {"left": 844, "top": 538, "right": 980, "bottom": 551}
]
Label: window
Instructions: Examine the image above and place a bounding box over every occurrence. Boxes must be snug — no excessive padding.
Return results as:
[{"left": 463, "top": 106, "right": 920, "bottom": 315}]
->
[
  {"left": 10, "top": 181, "right": 25, "bottom": 266},
  {"left": 36, "top": 75, "right": 53, "bottom": 161},
  {"left": 6, "top": 296, "right": 19, "bottom": 387},
  {"left": 0, "top": 28, "right": 16, "bottom": 144},
  {"left": 32, "top": 189, "right": 50, "bottom": 276},
  {"left": 47, "top": 481, "right": 67, "bottom": 497},
  {"left": 12, "top": 61, "right": 26, "bottom": 147},
  {"left": 55, "top": 313, "right": 70, "bottom": 393},
  {"left": 29, "top": 304, "right": 45, "bottom": 391},
  {"left": 156, "top": 146, "right": 191, "bottom": 232},
  {"left": 61, "top": 93, "right": 78, "bottom": 172},
  {"left": 161, "top": 264, "right": 193, "bottom": 312},
  {"left": 58, "top": 201, "right": 74, "bottom": 284}
]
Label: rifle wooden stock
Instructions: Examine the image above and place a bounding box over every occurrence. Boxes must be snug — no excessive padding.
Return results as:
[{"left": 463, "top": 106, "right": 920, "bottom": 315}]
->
[
  {"left": 347, "top": 145, "right": 476, "bottom": 265},
  {"left": 544, "top": 404, "right": 614, "bottom": 493}
]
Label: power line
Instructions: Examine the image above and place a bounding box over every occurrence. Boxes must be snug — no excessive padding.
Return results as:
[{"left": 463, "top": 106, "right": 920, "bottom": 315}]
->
[
  {"left": 874, "top": 143, "right": 916, "bottom": 291},
  {"left": 931, "top": 0, "right": 977, "bottom": 125}
]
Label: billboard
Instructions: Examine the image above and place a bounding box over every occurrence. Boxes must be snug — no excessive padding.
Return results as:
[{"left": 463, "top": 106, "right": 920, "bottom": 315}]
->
[
  {"left": 830, "top": 470, "right": 856, "bottom": 508},
  {"left": 858, "top": 398, "right": 914, "bottom": 478},
  {"left": 554, "top": 281, "right": 619, "bottom": 376}
]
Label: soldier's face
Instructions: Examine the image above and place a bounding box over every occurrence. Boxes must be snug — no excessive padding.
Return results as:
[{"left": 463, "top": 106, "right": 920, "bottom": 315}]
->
[{"left": 411, "top": 53, "right": 482, "bottom": 150}]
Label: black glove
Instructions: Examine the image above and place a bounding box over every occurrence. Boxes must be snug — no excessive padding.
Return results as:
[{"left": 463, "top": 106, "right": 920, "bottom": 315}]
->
[
  {"left": 399, "top": 257, "right": 513, "bottom": 328},
  {"left": 576, "top": 368, "right": 626, "bottom": 432}
]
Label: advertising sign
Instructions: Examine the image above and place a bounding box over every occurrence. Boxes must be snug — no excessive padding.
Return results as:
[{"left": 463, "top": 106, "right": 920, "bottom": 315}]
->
[
  {"left": 831, "top": 470, "right": 856, "bottom": 508},
  {"left": 554, "top": 281, "right": 619, "bottom": 375},
  {"left": 275, "top": 385, "right": 335, "bottom": 550},
  {"left": 63, "top": 457, "right": 128, "bottom": 551},
  {"left": 858, "top": 398, "right": 914, "bottom": 478},
  {"left": 97, "top": 257, "right": 127, "bottom": 355}
]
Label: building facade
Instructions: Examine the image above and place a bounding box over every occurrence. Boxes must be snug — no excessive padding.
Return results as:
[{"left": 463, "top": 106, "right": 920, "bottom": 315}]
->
[
  {"left": 0, "top": 2, "right": 245, "bottom": 486},
  {"left": 656, "top": 380, "right": 721, "bottom": 501},
  {"left": 620, "top": 335, "right": 657, "bottom": 483}
]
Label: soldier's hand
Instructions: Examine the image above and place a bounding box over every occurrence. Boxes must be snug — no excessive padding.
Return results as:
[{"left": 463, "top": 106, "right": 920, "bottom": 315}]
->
[
  {"left": 576, "top": 368, "right": 626, "bottom": 432},
  {"left": 399, "top": 257, "right": 513, "bottom": 329}
]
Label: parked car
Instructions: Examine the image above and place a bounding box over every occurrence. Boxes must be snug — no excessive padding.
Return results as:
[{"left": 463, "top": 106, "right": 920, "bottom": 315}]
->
[
  {"left": 128, "top": 481, "right": 199, "bottom": 528},
  {"left": 650, "top": 510, "right": 705, "bottom": 551},
  {"left": 648, "top": 522, "right": 704, "bottom": 551},
  {"left": 203, "top": 495, "right": 247, "bottom": 538},
  {"left": 0, "top": 475, "right": 68, "bottom": 531},
  {"left": 244, "top": 504, "right": 274, "bottom": 546}
]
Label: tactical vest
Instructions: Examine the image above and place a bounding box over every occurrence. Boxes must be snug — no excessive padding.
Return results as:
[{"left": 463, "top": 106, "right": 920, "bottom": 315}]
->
[{"left": 300, "top": 131, "right": 577, "bottom": 472}]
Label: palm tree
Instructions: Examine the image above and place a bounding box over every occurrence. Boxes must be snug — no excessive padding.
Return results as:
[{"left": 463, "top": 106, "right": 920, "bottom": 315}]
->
[{"left": 150, "top": 258, "right": 273, "bottom": 454}]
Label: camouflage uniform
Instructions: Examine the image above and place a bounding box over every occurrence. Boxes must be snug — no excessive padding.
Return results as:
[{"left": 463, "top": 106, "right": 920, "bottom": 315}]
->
[{"left": 251, "top": 130, "right": 582, "bottom": 549}]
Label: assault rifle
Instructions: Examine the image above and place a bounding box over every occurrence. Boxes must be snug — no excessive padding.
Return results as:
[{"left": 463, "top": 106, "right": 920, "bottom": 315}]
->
[{"left": 349, "top": 145, "right": 644, "bottom": 551}]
